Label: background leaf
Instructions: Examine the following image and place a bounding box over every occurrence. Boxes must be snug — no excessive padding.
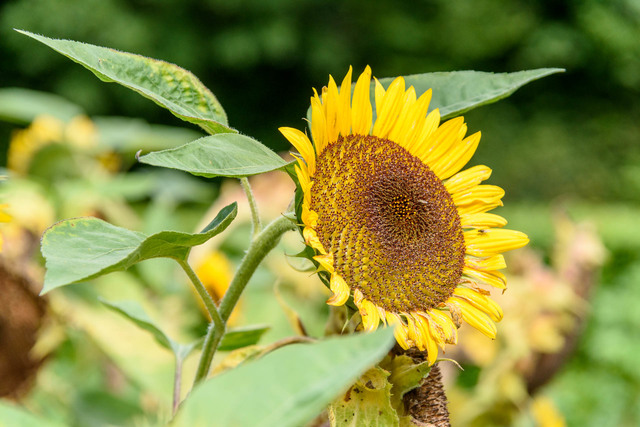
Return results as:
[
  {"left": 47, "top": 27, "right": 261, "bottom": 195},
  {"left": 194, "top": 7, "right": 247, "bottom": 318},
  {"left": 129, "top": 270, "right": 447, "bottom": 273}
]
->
[
  {"left": 218, "top": 325, "right": 271, "bottom": 351},
  {"left": 100, "top": 299, "right": 174, "bottom": 351},
  {"left": 171, "top": 328, "right": 395, "bottom": 427},
  {"left": 41, "top": 203, "right": 237, "bottom": 293},
  {"left": 0, "top": 401, "right": 65, "bottom": 427},
  {"left": 17, "top": 30, "right": 233, "bottom": 135},
  {"left": 0, "top": 87, "right": 84, "bottom": 124},
  {"left": 138, "top": 134, "right": 289, "bottom": 178}
]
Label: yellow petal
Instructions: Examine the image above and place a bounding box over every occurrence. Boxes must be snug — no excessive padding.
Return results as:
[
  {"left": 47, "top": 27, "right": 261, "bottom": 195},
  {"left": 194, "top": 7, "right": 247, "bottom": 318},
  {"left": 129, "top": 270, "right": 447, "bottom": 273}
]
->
[
  {"left": 460, "top": 212, "right": 508, "bottom": 229},
  {"left": 457, "top": 199, "right": 504, "bottom": 216},
  {"left": 324, "top": 75, "right": 341, "bottom": 144},
  {"left": 405, "top": 315, "right": 425, "bottom": 351},
  {"left": 465, "top": 229, "right": 530, "bottom": 257},
  {"left": 427, "top": 310, "right": 458, "bottom": 345},
  {"left": 388, "top": 86, "right": 418, "bottom": 147},
  {"left": 420, "top": 116, "right": 465, "bottom": 165},
  {"left": 397, "top": 89, "right": 432, "bottom": 152},
  {"left": 466, "top": 254, "right": 507, "bottom": 271},
  {"left": 313, "top": 253, "right": 334, "bottom": 273},
  {"left": 463, "top": 267, "right": 507, "bottom": 289},
  {"left": 301, "top": 205, "right": 317, "bottom": 228},
  {"left": 453, "top": 287, "right": 503, "bottom": 322},
  {"left": 310, "top": 92, "right": 327, "bottom": 156},
  {"left": 448, "top": 298, "right": 497, "bottom": 339},
  {"left": 327, "top": 273, "right": 350, "bottom": 306},
  {"left": 451, "top": 184, "right": 504, "bottom": 207},
  {"left": 384, "top": 313, "right": 410, "bottom": 349},
  {"left": 337, "top": 67, "right": 353, "bottom": 136},
  {"left": 431, "top": 131, "right": 481, "bottom": 179},
  {"left": 414, "top": 315, "right": 439, "bottom": 364},
  {"left": 372, "top": 76, "right": 406, "bottom": 139},
  {"left": 359, "top": 299, "right": 381, "bottom": 332},
  {"left": 303, "top": 227, "right": 326, "bottom": 254},
  {"left": 351, "top": 66, "right": 373, "bottom": 135},
  {"left": 279, "top": 127, "right": 316, "bottom": 176},
  {"left": 445, "top": 165, "right": 492, "bottom": 194}
]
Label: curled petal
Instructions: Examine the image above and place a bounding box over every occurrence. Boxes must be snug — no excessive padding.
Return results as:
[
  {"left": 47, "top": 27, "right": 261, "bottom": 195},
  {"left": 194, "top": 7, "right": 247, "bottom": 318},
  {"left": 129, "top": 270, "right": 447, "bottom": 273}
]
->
[
  {"left": 327, "top": 273, "right": 350, "bottom": 306},
  {"left": 448, "top": 298, "right": 497, "bottom": 339},
  {"left": 313, "top": 253, "right": 334, "bottom": 273},
  {"left": 453, "top": 287, "right": 503, "bottom": 322},
  {"left": 303, "top": 227, "right": 326, "bottom": 254},
  {"left": 359, "top": 299, "right": 381, "bottom": 332}
]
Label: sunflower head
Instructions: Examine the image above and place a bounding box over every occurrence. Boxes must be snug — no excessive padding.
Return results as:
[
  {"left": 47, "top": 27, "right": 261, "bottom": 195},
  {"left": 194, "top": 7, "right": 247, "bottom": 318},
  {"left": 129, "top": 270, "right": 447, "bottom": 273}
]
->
[{"left": 280, "top": 66, "right": 529, "bottom": 364}]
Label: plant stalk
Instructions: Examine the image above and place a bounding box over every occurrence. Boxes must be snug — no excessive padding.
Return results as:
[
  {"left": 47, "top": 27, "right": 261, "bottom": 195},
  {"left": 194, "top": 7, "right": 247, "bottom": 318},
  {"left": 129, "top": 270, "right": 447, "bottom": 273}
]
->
[
  {"left": 240, "top": 177, "right": 262, "bottom": 239},
  {"left": 192, "top": 214, "right": 296, "bottom": 385}
]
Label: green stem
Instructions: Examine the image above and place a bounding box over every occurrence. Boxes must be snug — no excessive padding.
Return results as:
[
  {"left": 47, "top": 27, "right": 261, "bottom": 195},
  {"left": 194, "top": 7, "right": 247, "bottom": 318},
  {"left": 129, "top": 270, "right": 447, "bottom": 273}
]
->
[
  {"left": 177, "top": 258, "right": 223, "bottom": 327},
  {"left": 240, "top": 177, "right": 262, "bottom": 239},
  {"left": 172, "top": 355, "right": 183, "bottom": 415},
  {"left": 219, "top": 215, "right": 296, "bottom": 322},
  {"left": 177, "top": 258, "right": 226, "bottom": 387},
  {"left": 192, "top": 215, "right": 296, "bottom": 385}
]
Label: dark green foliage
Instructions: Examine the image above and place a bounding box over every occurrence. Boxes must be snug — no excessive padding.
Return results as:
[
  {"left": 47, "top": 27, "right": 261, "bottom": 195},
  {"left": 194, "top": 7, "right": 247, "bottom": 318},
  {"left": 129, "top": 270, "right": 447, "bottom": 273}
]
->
[{"left": 2, "top": 0, "right": 640, "bottom": 201}]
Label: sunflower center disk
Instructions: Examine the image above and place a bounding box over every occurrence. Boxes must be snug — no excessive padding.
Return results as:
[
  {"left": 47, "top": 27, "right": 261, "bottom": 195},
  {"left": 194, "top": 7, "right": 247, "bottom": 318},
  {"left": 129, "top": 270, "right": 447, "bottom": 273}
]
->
[{"left": 311, "top": 134, "right": 465, "bottom": 313}]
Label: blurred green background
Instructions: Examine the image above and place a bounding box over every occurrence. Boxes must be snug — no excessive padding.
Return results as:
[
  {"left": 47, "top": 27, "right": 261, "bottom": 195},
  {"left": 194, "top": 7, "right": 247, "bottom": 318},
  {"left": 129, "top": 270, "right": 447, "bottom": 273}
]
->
[{"left": 2, "top": 0, "right": 640, "bottom": 425}]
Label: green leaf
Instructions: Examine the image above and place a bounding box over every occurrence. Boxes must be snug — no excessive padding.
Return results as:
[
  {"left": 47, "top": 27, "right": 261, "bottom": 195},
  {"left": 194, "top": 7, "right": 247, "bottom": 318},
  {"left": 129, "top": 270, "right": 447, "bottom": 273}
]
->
[
  {"left": 382, "top": 355, "right": 431, "bottom": 410},
  {"left": 0, "top": 87, "right": 84, "bottom": 124},
  {"left": 328, "top": 366, "right": 399, "bottom": 427},
  {"left": 376, "top": 68, "right": 564, "bottom": 119},
  {"left": 17, "top": 30, "right": 233, "bottom": 135},
  {"left": 306, "top": 68, "right": 563, "bottom": 123},
  {"left": 41, "top": 203, "right": 237, "bottom": 294},
  {"left": 100, "top": 299, "right": 174, "bottom": 351},
  {"left": 171, "top": 328, "right": 395, "bottom": 427},
  {"left": 138, "top": 134, "right": 289, "bottom": 178},
  {"left": 218, "top": 325, "right": 270, "bottom": 351},
  {"left": 0, "top": 401, "right": 65, "bottom": 427}
]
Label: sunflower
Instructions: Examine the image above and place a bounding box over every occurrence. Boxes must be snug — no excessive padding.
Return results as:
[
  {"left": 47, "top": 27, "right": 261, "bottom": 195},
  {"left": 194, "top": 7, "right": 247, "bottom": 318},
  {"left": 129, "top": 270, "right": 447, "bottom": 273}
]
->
[{"left": 279, "top": 67, "right": 529, "bottom": 364}]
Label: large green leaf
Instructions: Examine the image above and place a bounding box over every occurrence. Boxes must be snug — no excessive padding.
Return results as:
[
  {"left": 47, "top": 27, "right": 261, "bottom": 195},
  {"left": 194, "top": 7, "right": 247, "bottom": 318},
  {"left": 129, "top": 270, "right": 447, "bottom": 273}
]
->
[
  {"left": 17, "top": 30, "right": 233, "bottom": 135},
  {"left": 306, "top": 68, "right": 562, "bottom": 124},
  {"left": 171, "top": 328, "right": 396, "bottom": 427},
  {"left": 0, "top": 401, "right": 65, "bottom": 427},
  {"left": 138, "top": 134, "right": 289, "bottom": 178},
  {"left": 0, "top": 87, "right": 84, "bottom": 124},
  {"left": 377, "top": 68, "right": 564, "bottom": 119},
  {"left": 41, "top": 203, "right": 237, "bottom": 294}
]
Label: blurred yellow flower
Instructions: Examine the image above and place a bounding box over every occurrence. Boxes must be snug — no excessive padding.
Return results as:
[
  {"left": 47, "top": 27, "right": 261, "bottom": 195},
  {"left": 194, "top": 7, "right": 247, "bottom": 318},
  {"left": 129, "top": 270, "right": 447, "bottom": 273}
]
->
[
  {"left": 8, "top": 114, "right": 99, "bottom": 175},
  {"left": 194, "top": 251, "right": 241, "bottom": 325},
  {"left": 0, "top": 203, "right": 11, "bottom": 251},
  {"left": 531, "top": 396, "right": 566, "bottom": 427}
]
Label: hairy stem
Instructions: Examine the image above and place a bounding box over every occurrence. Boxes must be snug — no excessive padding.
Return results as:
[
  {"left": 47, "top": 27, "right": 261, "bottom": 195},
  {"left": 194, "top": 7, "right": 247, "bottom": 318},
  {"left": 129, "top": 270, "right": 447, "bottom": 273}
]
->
[
  {"left": 240, "top": 177, "right": 262, "bottom": 239},
  {"left": 192, "top": 214, "right": 296, "bottom": 385}
]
